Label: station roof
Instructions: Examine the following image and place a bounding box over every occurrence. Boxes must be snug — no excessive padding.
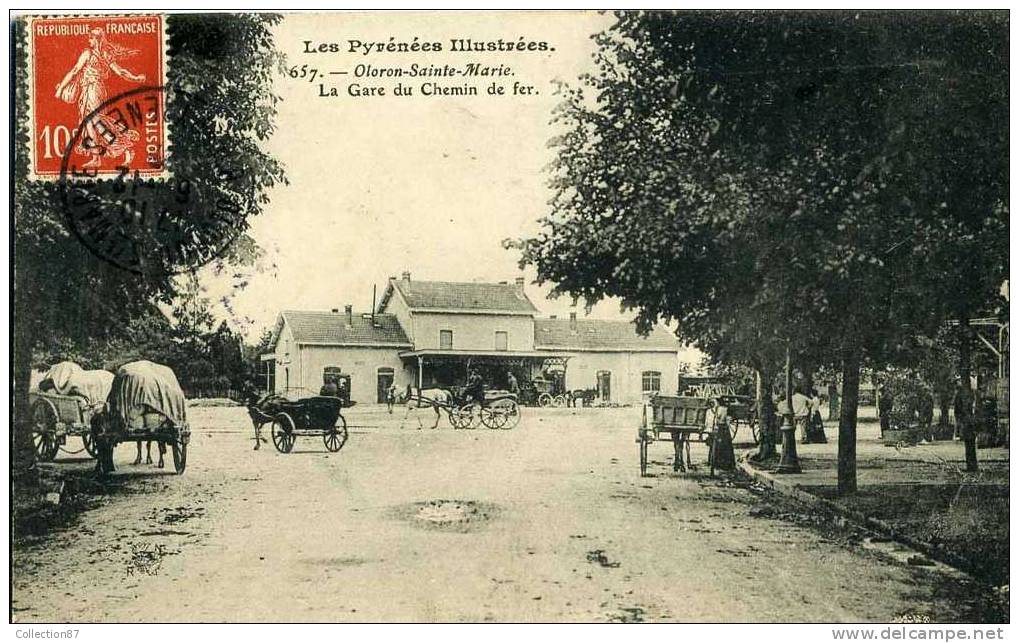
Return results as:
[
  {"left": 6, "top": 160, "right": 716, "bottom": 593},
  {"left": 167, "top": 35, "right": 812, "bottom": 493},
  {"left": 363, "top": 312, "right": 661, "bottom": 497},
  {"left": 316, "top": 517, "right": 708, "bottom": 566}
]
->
[
  {"left": 534, "top": 318, "right": 679, "bottom": 352},
  {"left": 279, "top": 311, "right": 412, "bottom": 347},
  {"left": 380, "top": 279, "right": 539, "bottom": 314}
]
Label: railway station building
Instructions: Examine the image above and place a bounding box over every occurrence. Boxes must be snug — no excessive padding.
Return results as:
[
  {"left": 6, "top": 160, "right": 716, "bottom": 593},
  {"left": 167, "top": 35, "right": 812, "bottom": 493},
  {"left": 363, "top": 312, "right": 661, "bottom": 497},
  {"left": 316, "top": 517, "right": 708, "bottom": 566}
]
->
[{"left": 261, "top": 272, "right": 684, "bottom": 405}]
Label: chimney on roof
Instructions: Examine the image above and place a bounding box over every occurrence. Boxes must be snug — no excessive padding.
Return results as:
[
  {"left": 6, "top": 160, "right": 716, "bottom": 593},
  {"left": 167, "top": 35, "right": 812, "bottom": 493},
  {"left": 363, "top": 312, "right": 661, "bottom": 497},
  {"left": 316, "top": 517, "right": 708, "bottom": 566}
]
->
[
  {"left": 344, "top": 304, "right": 353, "bottom": 327},
  {"left": 569, "top": 311, "right": 577, "bottom": 332},
  {"left": 401, "top": 271, "right": 411, "bottom": 282},
  {"left": 550, "top": 315, "right": 557, "bottom": 320},
  {"left": 331, "top": 308, "right": 339, "bottom": 313},
  {"left": 515, "top": 276, "right": 525, "bottom": 290}
]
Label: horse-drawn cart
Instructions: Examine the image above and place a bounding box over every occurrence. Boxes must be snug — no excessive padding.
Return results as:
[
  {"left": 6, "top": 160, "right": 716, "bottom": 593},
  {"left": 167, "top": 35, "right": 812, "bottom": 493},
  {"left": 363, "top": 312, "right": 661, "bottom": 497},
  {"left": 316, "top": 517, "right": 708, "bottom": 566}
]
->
[
  {"left": 249, "top": 395, "right": 351, "bottom": 454},
  {"left": 30, "top": 362, "right": 114, "bottom": 461},
  {"left": 92, "top": 361, "right": 189, "bottom": 475},
  {"left": 638, "top": 394, "right": 732, "bottom": 477},
  {"left": 456, "top": 390, "right": 521, "bottom": 429}
]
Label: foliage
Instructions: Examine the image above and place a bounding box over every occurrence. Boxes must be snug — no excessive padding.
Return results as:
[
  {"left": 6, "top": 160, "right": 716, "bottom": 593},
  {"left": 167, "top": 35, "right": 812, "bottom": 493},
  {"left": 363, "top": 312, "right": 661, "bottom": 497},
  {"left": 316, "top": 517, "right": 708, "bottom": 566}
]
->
[
  {"left": 13, "top": 15, "right": 287, "bottom": 469},
  {"left": 509, "top": 9, "right": 1006, "bottom": 373}
]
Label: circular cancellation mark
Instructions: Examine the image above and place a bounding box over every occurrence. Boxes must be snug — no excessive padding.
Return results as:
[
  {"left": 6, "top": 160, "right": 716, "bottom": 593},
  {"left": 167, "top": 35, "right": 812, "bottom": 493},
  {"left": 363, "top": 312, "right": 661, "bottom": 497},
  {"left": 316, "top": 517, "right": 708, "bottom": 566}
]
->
[{"left": 59, "top": 85, "right": 247, "bottom": 277}]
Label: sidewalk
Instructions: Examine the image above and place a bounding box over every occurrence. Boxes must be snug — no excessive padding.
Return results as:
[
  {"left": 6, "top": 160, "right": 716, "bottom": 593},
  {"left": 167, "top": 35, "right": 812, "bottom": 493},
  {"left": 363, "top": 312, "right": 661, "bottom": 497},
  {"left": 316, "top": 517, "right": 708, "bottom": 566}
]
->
[{"left": 739, "top": 415, "right": 1009, "bottom": 588}]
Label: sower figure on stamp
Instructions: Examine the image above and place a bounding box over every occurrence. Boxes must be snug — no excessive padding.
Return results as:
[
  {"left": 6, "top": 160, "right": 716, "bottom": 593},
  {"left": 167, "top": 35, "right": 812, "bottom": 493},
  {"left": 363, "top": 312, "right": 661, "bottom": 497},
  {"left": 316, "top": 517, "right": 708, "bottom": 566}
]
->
[{"left": 55, "top": 28, "right": 146, "bottom": 168}]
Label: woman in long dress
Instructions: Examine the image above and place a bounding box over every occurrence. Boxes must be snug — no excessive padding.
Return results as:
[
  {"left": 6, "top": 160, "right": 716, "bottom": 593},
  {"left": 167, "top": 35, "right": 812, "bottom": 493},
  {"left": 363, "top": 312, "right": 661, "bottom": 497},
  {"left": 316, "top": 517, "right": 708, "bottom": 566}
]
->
[{"left": 54, "top": 28, "right": 147, "bottom": 168}]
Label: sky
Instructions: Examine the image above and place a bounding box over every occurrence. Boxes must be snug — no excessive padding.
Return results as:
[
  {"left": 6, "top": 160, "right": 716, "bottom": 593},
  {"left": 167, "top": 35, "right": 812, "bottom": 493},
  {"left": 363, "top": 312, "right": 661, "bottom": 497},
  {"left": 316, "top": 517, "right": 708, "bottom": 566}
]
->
[
  {"left": 198, "top": 12, "right": 702, "bottom": 366},
  {"left": 199, "top": 11, "right": 646, "bottom": 340}
]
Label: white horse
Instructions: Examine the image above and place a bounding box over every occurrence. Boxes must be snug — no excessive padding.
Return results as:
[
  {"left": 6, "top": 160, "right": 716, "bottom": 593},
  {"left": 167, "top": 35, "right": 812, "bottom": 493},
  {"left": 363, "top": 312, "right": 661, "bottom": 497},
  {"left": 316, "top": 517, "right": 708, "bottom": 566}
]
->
[{"left": 402, "top": 385, "right": 454, "bottom": 429}]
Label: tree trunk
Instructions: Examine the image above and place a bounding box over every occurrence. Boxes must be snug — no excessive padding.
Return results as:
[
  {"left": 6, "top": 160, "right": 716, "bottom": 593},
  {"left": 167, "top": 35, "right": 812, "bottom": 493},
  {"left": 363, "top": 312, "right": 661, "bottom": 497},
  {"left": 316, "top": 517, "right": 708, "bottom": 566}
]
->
[
  {"left": 957, "top": 317, "right": 978, "bottom": 472},
  {"left": 837, "top": 351, "right": 861, "bottom": 496},
  {"left": 12, "top": 275, "right": 37, "bottom": 487},
  {"left": 751, "top": 365, "right": 778, "bottom": 462},
  {"left": 938, "top": 393, "right": 952, "bottom": 429}
]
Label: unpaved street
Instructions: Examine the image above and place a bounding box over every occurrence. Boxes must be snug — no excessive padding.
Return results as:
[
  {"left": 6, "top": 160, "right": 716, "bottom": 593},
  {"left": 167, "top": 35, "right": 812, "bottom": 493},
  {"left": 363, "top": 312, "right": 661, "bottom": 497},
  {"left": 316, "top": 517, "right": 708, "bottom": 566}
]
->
[{"left": 12, "top": 405, "right": 994, "bottom": 622}]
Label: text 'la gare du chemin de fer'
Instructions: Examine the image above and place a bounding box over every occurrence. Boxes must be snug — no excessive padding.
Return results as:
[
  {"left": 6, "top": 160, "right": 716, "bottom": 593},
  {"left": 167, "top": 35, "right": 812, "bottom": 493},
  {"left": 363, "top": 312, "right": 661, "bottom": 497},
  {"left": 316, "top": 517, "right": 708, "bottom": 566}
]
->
[{"left": 302, "top": 36, "right": 552, "bottom": 98}]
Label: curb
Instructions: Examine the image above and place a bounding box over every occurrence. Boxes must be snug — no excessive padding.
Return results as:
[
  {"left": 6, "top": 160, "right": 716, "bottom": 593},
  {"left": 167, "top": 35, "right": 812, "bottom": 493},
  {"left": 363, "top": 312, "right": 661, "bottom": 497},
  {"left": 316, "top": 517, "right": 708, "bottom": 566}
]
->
[{"left": 736, "top": 455, "right": 977, "bottom": 582}]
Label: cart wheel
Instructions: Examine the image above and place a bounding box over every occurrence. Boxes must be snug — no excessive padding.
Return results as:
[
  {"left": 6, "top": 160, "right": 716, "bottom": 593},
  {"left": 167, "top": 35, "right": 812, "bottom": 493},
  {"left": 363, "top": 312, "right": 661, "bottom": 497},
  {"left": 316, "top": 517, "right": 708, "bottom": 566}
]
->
[
  {"left": 459, "top": 404, "right": 481, "bottom": 429},
  {"left": 537, "top": 393, "right": 553, "bottom": 408},
  {"left": 552, "top": 395, "right": 567, "bottom": 408},
  {"left": 81, "top": 428, "right": 97, "bottom": 458},
  {"left": 446, "top": 407, "right": 464, "bottom": 429},
  {"left": 480, "top": 405, "right": 507, "bottom": 429},
  {"left": 499, "top": 400, "right": 520, "bottom": 429},
  {"left": 171, "top": 439, "right": 187, "bottom": 474},
  {"left": 324, "top": 415, "right": 349, "bottom": 452},
  {"left": 639, "top": 432, "right": 649, "bottom": 477},
  {"left": 272, "top": 413, "right": 296, "bottom": 454},
  {"left": 31, "top": 398, "right": 59, "bottom": 462}
]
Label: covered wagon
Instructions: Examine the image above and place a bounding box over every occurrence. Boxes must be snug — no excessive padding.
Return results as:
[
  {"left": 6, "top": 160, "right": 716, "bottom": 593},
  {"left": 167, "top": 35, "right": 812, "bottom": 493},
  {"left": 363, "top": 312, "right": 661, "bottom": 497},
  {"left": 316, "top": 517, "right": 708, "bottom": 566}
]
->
[
  {"left": 30, "top": 362, "right": 114, "bottom": 461},
  {"left": 92, "top": 360, "right": 190, "bottom": 475}
]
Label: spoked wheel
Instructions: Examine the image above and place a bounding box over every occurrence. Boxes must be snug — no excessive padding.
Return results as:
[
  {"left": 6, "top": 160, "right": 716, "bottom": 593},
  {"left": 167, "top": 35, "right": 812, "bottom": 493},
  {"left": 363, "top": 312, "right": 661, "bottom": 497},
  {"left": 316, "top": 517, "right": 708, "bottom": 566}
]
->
[
  {"left": 171, "top": 439, "right": 187, "bottom": 474},
  {"left": 496, "top": 400, "right": 520, "bottom": 429},
  {"left": 323, "top": 415, "right": 349, "bottom": 452},
  {"left": 448, "top": 406, "right": 469, "bottom": 429},
  {"left": 458, "top": 404, "right": 481, "bottom": 429},
  {"left": 81, "top": 428, "right": 98, "bottom": 458},
  {"left": 552, "top": 395, "right": 567, "bottom": 408},
  {"left": 537, "top": 393, "right": 553, "bottom": 408},
  {"left": 480, "top": 406, "right": 506, "bottom": 429},
  {"left": 272, "top": 413, "right": 296, "bottom": 454},
  {"left": 31, "top": 399, "right": 60, "bottom": 462},
  {"left": 639, "top": 432, "right": 649, "bottom": 477}
]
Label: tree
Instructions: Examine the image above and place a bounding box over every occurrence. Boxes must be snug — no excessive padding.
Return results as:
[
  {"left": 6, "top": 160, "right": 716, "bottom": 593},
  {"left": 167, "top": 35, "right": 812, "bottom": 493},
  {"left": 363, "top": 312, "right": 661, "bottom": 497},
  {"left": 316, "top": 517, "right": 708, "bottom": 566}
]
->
[
  {"left": 509, "top": 10, "right": 1006, "bottom": 491},
  {"left": 13, "top": 14, "right": 287, "bottom": 477}
]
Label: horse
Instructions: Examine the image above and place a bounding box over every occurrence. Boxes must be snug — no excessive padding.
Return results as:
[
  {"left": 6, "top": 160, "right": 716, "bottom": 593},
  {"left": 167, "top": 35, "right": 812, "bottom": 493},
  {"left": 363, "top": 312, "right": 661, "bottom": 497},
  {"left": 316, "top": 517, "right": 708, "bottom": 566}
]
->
[
  {"left": 133, "top": 441, "right": 166, "bottom": 467},
  {"left": 402, "top": 385, "right": 454, "bottom": 429},
  {"left": 247, "top": 393, "right": 288, "bottom": 449}
]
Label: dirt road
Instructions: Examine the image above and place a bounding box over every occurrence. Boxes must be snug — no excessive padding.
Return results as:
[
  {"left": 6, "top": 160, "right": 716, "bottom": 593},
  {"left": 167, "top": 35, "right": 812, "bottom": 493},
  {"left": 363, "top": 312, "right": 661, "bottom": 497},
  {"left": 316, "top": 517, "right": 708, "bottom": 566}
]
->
[{"left": 12, "top": 405, "right": 997, "bottom": 622}]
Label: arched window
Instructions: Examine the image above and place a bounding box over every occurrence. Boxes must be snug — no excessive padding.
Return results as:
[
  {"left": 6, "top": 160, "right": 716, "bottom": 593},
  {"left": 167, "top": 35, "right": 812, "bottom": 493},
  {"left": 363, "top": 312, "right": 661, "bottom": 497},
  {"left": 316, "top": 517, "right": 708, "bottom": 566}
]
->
[{"left": 642, "top": 370, "right": 662, "bottom": 393}]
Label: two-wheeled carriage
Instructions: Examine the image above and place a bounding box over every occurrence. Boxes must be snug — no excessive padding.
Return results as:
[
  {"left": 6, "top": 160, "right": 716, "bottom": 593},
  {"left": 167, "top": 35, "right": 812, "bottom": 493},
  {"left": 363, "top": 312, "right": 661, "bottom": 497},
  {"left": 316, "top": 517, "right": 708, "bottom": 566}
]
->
[
  {"left": 638, "top": 394, "right": 733, "bottom": 477},
  {"left": 454, "top": 390, "right": 521, "bottom": 429},
  {"left": 92, "top": 361, "right": 189, "bottom": 475},
  {"left": 30, "top": 362, "right": 113, "bottom": 461},
  {"left": 249, "top": 395, "right": 351, "bottom": 454}
]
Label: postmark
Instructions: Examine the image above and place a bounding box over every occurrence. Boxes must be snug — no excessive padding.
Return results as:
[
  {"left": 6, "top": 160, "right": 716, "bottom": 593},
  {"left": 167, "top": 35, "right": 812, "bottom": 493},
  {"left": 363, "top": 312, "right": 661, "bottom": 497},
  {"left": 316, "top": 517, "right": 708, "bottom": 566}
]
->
[
  {"left": 27, "top": 14, "right": 168, "bottom": 180},
  {"left": 58, "top": 86, "right": 248, "bottom": 277}
]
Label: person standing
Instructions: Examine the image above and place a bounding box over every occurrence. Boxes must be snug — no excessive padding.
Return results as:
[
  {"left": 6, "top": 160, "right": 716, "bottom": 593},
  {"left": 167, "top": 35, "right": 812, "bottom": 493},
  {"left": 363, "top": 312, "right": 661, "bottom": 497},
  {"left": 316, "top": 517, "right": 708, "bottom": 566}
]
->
[
  {"left": 319, "top": 376, "right": 338, "bottom": 397},
  {"left": 791, "top": 385, "right": 812, "bottom": 443},
  {"left": 386, "top": 383, "right": 397, "bottom": 414},
  {"left": 828, "top": 381, "right": 840, "bottom": 419},
  {"left": 807, "top": 388, "right": 828, "bottom": 444},
  {"left": 506, "top": 370, "right": 519, "bottom": 396},
  {"left": 878, "top": 386, "right": 894, "bottom": 437}
]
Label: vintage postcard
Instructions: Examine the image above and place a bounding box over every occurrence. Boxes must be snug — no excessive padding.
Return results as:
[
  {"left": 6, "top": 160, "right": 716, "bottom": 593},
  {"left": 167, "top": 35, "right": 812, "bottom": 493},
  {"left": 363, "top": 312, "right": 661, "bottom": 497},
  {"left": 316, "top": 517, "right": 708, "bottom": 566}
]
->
[{"left": 9, "top": 9, "right": 1009, "bottom": 629}]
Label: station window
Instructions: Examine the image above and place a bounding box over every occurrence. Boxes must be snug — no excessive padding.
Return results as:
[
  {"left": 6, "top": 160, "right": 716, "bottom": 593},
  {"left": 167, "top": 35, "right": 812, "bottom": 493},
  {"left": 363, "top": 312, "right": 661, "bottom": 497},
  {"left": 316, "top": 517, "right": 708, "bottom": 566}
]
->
[
  {"left": 495, "top": 331, "right": 508, "bottom": 351},
  {"left": 642, "top": 370, "right": 662, "bottom": 393},
  {"left": 439, "top": 330, "right": 453, "bottom": 350}
]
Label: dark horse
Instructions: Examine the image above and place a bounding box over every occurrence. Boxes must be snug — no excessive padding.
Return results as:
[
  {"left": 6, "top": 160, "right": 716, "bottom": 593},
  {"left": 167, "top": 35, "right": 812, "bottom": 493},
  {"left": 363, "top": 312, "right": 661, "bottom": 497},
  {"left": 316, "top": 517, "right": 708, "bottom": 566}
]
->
[{"left": 247, "top": 393, "right": 288, "bottom": 450}]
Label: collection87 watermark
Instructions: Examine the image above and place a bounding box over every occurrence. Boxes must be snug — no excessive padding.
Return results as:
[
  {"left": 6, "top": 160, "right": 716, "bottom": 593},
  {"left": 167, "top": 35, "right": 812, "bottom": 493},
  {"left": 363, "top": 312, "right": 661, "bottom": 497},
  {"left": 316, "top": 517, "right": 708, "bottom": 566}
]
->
[{"left": 14, "top": 630, "right": 80, "bottom": 639}]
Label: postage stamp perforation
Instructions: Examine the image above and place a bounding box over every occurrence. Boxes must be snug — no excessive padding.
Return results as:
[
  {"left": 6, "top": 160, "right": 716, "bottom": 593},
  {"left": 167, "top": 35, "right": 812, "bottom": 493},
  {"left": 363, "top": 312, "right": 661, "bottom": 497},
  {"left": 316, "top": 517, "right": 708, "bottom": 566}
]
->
[{"left": 25, "top": 13, "right": 171, "bottom": 182}]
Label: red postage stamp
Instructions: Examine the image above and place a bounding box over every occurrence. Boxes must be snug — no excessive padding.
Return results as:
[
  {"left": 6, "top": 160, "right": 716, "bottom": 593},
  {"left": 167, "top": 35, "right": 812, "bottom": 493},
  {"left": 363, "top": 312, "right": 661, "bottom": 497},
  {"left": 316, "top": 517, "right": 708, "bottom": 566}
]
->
[{"left": 27, "top": 14, "right": 168, "bottom": 180}]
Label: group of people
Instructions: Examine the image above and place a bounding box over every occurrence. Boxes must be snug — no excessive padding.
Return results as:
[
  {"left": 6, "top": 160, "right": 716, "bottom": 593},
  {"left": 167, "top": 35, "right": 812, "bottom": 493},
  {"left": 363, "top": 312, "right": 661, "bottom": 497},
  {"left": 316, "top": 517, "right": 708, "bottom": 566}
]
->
[
  {"left": 778, "top": 386, "right": 827, "bottom": 444},
  {"left": 319, "top": 375, "right": 349, "bottom": 401}
]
